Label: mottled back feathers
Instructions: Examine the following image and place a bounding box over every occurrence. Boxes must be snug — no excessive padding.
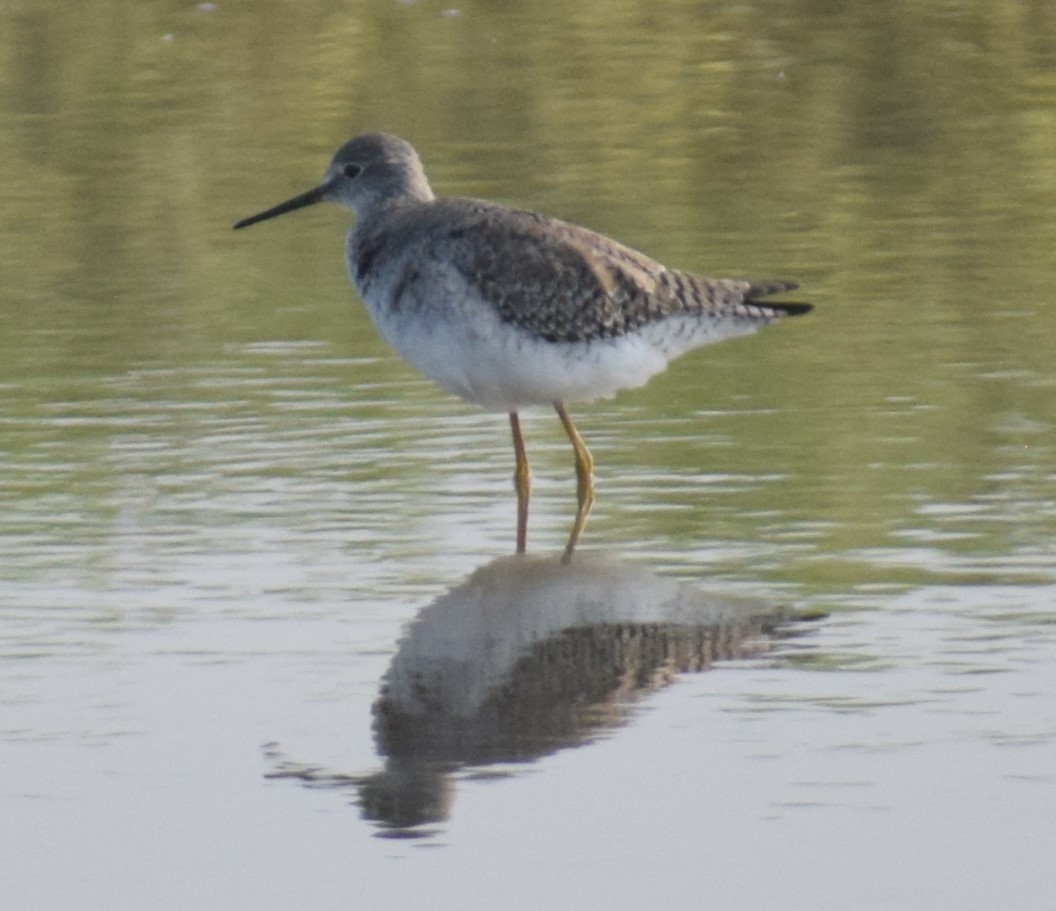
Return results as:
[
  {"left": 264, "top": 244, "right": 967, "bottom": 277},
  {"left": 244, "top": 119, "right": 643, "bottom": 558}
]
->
[{"left": 352, "top": 198, "right": 805, "bottom": 345}]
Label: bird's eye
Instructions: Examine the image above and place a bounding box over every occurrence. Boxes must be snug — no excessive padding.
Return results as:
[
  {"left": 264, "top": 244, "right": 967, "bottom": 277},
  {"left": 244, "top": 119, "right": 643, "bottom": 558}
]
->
[{"left": 342, "top": 163, "right": 362, "bottom": 178}]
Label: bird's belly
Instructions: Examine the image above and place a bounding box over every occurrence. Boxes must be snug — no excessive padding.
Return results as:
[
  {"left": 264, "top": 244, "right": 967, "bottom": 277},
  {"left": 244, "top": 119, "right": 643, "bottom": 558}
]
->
[{"left": 368, "top": 299, "right": 671, "bottom": 411}]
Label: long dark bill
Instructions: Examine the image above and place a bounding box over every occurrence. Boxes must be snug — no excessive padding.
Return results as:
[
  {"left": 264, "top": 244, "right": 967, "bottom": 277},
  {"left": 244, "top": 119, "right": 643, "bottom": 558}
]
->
[{"left": 233, "top": 184, "right": 327, "bottom": 230}]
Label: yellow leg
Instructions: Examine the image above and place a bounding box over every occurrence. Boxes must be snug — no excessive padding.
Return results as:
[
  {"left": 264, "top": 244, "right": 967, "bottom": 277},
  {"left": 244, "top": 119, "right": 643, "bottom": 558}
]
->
[
  {"left": 554, "top": 401, "right": 595, "bottom": 563},
  {"left": 509, "top": 412, "right": 530, "bottom": 554}
]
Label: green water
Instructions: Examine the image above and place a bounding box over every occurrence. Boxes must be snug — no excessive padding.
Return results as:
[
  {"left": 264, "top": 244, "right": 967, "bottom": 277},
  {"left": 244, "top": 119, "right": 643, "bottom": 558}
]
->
[{"left": 4, "top": 2, "right": 1055, "bottom": 592}]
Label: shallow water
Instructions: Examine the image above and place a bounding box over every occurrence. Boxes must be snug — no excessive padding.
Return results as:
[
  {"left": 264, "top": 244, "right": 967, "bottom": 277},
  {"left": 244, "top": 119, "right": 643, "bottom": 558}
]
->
[{"left": 3, "top": 2, "right": 1056, "bottom": 909}]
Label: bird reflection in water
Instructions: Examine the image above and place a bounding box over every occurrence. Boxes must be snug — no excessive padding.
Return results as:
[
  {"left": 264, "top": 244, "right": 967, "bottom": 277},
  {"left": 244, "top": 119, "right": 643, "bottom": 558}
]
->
[{"left": 265, "top": 555, "right": 822, "bottom": 837}]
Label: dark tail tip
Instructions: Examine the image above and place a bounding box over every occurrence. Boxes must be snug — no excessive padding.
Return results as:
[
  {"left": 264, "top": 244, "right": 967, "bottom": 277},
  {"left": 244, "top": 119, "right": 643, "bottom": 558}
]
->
[
  {"left": 747, "top": 280, "right": 812, "bottom": 317},
  {"left": 767, "top": 301, "right": 813, "bottom": 317}
]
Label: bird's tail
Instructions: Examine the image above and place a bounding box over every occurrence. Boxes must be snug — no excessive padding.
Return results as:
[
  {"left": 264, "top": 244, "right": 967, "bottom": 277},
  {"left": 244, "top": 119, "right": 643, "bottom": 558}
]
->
[{"left": 745, "top": 280, "right": 812, "bottom": 317}]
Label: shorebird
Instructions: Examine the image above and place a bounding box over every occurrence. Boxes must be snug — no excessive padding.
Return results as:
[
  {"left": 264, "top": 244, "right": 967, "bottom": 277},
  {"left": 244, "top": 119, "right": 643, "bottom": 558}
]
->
[{"left": 234, "top": 133, "right": 810, "bottom": 561}]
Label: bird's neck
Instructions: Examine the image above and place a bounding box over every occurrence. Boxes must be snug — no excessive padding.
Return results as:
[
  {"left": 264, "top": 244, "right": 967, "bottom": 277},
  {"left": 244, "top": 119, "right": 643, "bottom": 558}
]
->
[
  {"left": 398, "top": 168, "right": 436, "bottom": 205},
  {"left": 354, "top": 177, "right": 434, "bottom": 226},
  {"left": 346, "top": 194, "right": 431, "bottom": 295}
]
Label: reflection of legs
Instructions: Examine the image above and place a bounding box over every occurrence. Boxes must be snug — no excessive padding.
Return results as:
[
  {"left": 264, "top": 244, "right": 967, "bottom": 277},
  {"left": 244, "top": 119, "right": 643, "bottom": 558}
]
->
[
  {"left": 509, "top": 412, "right": 530, "bottom": 554},
  {"left": 554, "top": 401, "right": 594, "bottom": 564}
]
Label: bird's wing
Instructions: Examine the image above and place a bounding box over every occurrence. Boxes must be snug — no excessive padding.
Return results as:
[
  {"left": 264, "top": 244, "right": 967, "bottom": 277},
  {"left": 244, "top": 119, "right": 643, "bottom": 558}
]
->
[
  {"left": 428, "top": 200, "right": 677, "bottom": 343},
  {"left": 404, "top": 199, "right": 802, "bottom": 342}
]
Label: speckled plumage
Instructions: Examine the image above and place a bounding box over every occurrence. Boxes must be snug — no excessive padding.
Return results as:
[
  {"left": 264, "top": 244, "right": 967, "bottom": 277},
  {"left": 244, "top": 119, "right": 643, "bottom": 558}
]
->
[
  {"left": 234, "top": 132, "right": 811, "bottom": 560},
  {"left": 351, "top": 195, "right": 802, "bottom": 346}
]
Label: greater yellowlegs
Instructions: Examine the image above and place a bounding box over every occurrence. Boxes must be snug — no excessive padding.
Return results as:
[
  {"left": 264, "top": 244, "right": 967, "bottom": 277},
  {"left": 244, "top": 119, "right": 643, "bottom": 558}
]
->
[{"left": 234, "top": 133, "right": 810, "bottom": 561}]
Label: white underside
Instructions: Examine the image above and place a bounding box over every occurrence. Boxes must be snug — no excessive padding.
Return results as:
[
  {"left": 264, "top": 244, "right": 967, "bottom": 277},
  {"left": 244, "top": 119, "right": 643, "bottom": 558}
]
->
[
  {"left": 395, "top": 320, "right": 669, "bottom": 410},
  {"left": 353, "top": 247, "right": 770, "bottom": 411},
  {"left": 366, "top": 295, "right": 764, "bottom": 412}
]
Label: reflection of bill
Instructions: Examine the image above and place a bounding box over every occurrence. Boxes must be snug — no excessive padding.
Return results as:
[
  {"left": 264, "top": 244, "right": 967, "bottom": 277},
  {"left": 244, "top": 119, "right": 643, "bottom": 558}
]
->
[{"left": 267, "top": 555, "right": 822, "bottom": 835}]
